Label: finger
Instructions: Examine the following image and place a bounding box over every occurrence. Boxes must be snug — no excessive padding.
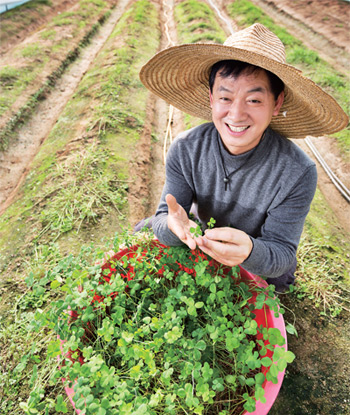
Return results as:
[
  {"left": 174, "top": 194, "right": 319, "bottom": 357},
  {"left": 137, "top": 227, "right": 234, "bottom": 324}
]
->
[
  {"left": 198, "top": 236, "right": 233, "bottom": 258},
  {"left": 204, "top": 227, "right": 246, "bottom": 244},
  {"left": 166, "top": 194, "right": 178, "bottom": 214},
  {"left": 197, "top": 240, "right": 236, "bottom": 266},
  {"left": 199, "top": 231, "right": 252, "bottom": 265},
  {"left": 183, "top": 234, "right": 197, "bottom": 250}
]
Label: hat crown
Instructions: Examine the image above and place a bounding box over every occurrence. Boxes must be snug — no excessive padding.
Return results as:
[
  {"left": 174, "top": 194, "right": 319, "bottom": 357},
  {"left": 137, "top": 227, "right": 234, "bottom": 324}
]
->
[{"left": 223, "top": 23, "right": 286, "bottom": 64}]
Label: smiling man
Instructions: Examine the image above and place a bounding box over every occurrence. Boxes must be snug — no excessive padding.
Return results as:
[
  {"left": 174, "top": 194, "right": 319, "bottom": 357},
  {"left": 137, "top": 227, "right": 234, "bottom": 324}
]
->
[{"left": 139, "top": 24, "right": 348, "bottom": 291}]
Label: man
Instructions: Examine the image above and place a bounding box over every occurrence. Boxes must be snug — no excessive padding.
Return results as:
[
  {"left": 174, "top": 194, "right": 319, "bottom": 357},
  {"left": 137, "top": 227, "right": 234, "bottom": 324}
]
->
[{"left": 139, "top": 23, "right": 348, "bottom": 291}]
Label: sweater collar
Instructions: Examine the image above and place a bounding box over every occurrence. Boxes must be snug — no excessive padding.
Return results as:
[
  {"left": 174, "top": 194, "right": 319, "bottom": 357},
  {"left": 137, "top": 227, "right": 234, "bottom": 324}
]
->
[{"left": 216, "top": 127, "right": 272, "bottom": 169}]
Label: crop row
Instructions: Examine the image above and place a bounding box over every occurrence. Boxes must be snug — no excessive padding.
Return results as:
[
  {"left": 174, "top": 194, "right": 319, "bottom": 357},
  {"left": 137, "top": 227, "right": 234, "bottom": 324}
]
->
[
  {"left": 0, "top": 1, "right": 349, "bottom": 414},
  {"left": 0, "top": 0, "right": 116, "bottom": 149}
]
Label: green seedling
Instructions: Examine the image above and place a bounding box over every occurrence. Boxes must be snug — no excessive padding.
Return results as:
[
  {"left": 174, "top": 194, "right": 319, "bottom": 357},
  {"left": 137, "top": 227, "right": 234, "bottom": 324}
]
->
[{"left": 22, "top": 232, "right": 293, "bottom": 415}]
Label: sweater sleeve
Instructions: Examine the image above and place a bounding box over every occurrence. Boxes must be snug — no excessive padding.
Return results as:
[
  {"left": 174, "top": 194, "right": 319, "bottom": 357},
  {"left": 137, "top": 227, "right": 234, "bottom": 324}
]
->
[
  {"left": 152, "top": 138, "right": 194, "bottom": 246},
  {"left": 241, "top": 164, "right": 318, "bottom": 278}
]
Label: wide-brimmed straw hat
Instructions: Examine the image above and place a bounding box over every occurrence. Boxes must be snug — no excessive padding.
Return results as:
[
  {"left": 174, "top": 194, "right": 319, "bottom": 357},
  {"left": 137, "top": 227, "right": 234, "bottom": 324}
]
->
[{"left": 140, "top": 23, "right": 348, "bottom": 139}]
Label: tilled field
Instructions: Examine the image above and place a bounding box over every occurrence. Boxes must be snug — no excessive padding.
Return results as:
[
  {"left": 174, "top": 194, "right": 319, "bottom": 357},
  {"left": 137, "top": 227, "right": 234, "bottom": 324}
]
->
[{"left": 0, "top": 0, "right": 349, "bottom": 414}]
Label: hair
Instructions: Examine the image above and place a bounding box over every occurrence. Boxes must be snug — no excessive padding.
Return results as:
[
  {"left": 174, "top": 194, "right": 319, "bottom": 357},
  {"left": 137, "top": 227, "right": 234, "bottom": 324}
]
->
[{"left": 209, "top": 60, "right": 284, "bottom": 100}]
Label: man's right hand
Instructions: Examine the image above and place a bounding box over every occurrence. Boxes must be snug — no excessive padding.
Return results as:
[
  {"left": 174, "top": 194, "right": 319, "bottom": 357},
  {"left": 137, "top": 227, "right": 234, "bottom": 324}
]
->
[{"left": 166, "top": 194, "right": 198, "bottom": 250}]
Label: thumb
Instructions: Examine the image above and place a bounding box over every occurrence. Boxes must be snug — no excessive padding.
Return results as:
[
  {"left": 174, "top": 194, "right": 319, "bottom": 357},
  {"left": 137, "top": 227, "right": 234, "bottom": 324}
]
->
[{"left": 166, "top": 194, "right": 178, "bottom": 213}]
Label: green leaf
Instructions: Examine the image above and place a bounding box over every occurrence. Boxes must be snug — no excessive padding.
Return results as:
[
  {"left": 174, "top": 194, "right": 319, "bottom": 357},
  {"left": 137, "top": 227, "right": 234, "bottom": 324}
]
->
[
  {"left": 209, "top": 283, "right": 216, "bottom": 294},
  {"left": 164, "top": 326, "right": 183, "bottom": 344},
  {"left": 268, "top": 328, "right": 285, "bottom": 346},
  {"left": 260, "top": 356, "right": 272, "bottom": 367},
  {"left": 121, "top": 331, "right": 134, "bottom": 343},
  {"left": 47, "top": 339, "right": 62, "bottom": 358},
  {"left": 196, "top": 340, "right": 207, "bottom": 351},
  {"left": 194, "top": 348, "right": 201, "bottom": 361},
  {"left": 51, "top": 280, "right": 61, "bottom": 289},
  {"left": 254, "top": 372, "right": 265, "bottom": 385},
  {"left": 213, "top": 377, "right": 225, "bottom": 391},
  {"left": 286, "top": 322, "right": 298, "bottom": 337},
  {"left": 225, "top": 375, "right": 236, "bottom": 385},
  {"left": 55, "top": 395, "right": 68, "bottom": 413}
]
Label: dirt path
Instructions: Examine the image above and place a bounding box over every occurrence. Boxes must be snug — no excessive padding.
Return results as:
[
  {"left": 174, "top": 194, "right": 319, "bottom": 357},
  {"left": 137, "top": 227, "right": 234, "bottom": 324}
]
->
[
  {"left": 128, "top": 0, "right": 185, "bottom": 226},
  {"left": 250, "top": 0, "right": 350, "bottom": 76},
  {"left": 148, "top": 0, "right": 184, "bottom": 215},
  {"left": 0, "top": 0, "right": 79, "bottom": 55},
  {"left": 0, "top": 0, "right": 131, "bottom": 213}
]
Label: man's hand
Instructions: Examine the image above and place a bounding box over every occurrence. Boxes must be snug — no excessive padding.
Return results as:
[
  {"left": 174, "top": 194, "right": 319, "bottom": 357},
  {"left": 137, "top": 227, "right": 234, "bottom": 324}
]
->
[
  {"left": 166, "top": 194, "right": 199, "bottom": 250},
  {"left": 196, "top": 227, "right": 253, "bottom": 267}
]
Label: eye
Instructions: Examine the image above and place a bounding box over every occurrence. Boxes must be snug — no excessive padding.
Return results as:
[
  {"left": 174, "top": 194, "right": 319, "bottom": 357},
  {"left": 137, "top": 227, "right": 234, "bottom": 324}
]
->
[{"left": 249, "top": 99, "right": 261, "bottom": 104}]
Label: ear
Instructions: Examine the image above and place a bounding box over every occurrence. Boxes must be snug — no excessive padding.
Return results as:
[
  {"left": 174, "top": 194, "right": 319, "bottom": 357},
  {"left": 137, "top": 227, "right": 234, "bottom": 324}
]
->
[
  {"left": 273, "top": 90, "right": 284, "bottom": 116},
  {"left": 209, "top": 89, "right": 213, "bottom": 107}
]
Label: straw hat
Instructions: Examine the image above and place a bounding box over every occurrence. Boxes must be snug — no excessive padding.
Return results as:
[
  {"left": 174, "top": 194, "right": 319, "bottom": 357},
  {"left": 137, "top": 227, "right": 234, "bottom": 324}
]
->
[{"left": 140, "top": 23, "right": 348, "bottom": 139}]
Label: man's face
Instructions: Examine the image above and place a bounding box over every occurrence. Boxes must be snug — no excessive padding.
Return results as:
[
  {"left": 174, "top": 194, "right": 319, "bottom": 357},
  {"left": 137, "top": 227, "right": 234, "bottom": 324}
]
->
[{"left": 209, "top": 69, "right": 284, "bottom": 155}]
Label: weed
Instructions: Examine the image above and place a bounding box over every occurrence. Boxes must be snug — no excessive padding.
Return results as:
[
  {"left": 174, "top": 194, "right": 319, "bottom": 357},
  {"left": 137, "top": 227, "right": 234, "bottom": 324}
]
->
[
  {"left": 295, "top": 237, "right": 349, "bottom": 317},
  {"left": 0, "top": 4, "right": 160, "bottom": 411},
  {"left": 33, "top": 142, "right": 128, "bottom": 242},
  {"left": 287, "top": 46, "right": 320, "bottom": 66},
  {"left": 294, "top": 189, "right": 350, "bottom": 316},
  {"left": 0, "top": 66, "right": 20, "bottom": 87},
  {"left": 175, "top": 0, "right": 226, "bottom": 44},
  {"left": 39, "top": 29, "right": 57, "bottom": 40},
  {"left": 19, "top": 43, "right": 42, "bottom": 58}
]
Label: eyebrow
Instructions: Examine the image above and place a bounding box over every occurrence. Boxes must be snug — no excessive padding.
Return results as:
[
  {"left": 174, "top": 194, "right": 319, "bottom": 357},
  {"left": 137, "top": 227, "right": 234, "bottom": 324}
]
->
[
  {"left": 218, "top": 86, "right": 232, "bottom": 92},
  {"left": 217, "top": 86, "right": 267, "bottom": 93},
  {"left": 247, "top": 87, "right": 266, "bottom": 93}
]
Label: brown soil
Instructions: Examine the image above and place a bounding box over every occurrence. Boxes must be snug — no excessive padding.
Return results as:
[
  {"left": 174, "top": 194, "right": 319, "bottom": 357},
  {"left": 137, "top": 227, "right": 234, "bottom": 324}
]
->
[
  {"left": 0, "top": 1, "right": 349, "bottom": 414},
  {"left": 0, "top": 0, "right": 349, "bottom": 232},
  {"left": 126, "top": 0, "right": 185, "bottom": 225},
  {"left": 259, "top": 0, "right": 350, "bottom": 54},
  {"left": 0, "top": 0, "right": 79, "bottom": 55},
  {"left": 0, "top": 0, "right": 130, "bottom": 213}
]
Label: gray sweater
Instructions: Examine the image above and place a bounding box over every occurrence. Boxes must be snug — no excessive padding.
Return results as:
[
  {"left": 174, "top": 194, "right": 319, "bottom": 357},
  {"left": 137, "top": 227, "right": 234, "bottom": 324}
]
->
[{"left": 153, "top": 123, "right": 317, "bottom": 278}]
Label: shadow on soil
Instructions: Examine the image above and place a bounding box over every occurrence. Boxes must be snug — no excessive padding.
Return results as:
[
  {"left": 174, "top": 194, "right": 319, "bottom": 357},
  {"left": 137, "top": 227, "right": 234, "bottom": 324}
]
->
[{"left": 270, "top": 295, "right": 350, "bottom": 415}]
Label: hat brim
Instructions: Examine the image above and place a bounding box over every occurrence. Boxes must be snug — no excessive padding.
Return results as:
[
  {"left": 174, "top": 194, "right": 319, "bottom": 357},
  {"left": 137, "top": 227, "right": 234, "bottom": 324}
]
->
[{"left": 140, "top": 43, "right": 348, "bottom": 139}]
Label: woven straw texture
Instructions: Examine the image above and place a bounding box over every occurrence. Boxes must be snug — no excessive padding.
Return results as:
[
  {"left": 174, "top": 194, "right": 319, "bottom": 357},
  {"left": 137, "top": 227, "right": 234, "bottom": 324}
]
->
[{"left": 140, "top": 24, "right": 348, "bottom": 139}]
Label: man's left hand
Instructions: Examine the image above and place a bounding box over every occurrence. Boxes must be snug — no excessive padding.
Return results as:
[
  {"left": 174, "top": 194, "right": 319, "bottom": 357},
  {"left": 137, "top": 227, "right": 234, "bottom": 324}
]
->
[{"left": 196, "top": 227, "right": 253, "bottom": 267}]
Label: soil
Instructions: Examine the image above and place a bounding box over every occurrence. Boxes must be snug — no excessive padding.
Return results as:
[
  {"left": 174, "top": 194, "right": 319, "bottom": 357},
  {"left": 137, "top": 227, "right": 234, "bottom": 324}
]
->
[
  {"left": 0, "top": 0, "right": 349, "bottom": 412},
  {"left": 0, "top": 0, "right": 132, "bottom": 213},
  {"left": 0, "top": 0, "right": 79, "bottom": 55},
  {"left": 0, "top": 0, "right": 349, "bottom": 233}
]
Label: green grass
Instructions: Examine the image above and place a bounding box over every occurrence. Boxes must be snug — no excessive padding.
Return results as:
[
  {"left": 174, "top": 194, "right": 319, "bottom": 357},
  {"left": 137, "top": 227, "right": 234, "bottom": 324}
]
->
[
  {"left": 0, "top": 0, "right": 110, "bottom": 121},
  {"left": 0, "top": 66, "right": 21, "bottom": 87},
  {"left": 227, "top": 0, "right": 350, "bottom": 158},
  {"left": 19, "top": 43, "right": 43, "bottom": 58},
  {"left": 0, "top": 1, "right": 160, "bottom": 413},
  {"left": 295, "top": 189, "right": 350, "bottom": 316},
  {"left": 175, "top": 0, "right": 226, "bottom": 44}
]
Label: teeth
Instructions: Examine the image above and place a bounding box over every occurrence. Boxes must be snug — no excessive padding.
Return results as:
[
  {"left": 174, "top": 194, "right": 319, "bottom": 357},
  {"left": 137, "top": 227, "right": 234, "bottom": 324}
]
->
[{"left": 228, "top": 125, "right": 249, "bottom": 132}]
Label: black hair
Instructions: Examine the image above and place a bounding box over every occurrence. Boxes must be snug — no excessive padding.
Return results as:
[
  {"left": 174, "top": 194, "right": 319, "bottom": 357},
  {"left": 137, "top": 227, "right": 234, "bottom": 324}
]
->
[{"left": 209, "top": 60, "right": 284, "bottom": 100}]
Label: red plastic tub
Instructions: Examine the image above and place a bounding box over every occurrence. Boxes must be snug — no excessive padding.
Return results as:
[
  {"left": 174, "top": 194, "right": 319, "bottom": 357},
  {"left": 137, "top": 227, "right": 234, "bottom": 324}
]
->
[{"left": 61, "top": 243, "right": 287, "bottom": 415}]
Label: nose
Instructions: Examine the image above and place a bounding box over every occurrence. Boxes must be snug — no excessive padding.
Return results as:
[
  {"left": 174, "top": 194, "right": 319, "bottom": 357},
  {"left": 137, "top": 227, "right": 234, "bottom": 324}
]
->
[{"left": 228, "top": 100, "right": 247, "bottom": 121}]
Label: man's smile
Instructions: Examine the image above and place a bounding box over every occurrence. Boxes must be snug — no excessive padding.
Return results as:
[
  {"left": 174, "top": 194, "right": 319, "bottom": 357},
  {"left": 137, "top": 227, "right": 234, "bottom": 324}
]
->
[{"left": 226, "top": 124, "right": 250, "bottom": 133}]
